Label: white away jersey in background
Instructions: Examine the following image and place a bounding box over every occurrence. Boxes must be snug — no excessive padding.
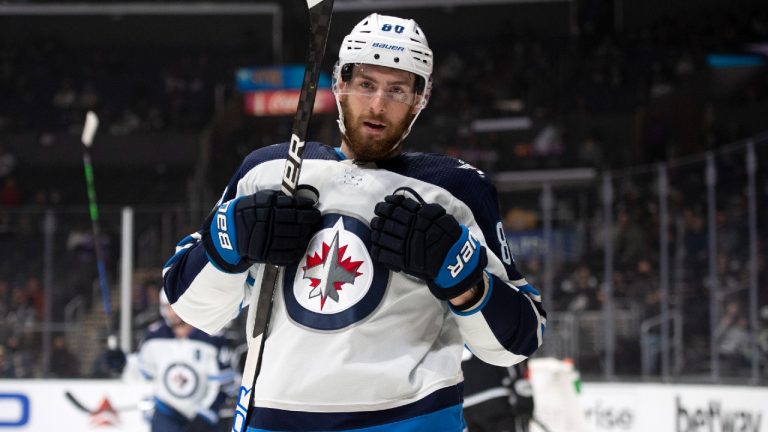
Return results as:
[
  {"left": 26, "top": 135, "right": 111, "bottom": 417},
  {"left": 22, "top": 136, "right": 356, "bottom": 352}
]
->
[
  {"left": 138, "top": 322, "right": 234, "bottom": 422},
  {"left": 163, "top": 142, "right": 546, "bottom": 431}
]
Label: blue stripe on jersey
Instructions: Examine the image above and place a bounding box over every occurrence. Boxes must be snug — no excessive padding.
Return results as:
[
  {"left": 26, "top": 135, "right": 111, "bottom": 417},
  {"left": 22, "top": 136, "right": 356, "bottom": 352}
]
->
[
  {"left": 247, "top": 404, "right": 465, "bottom": 432},
  {"left": 247, "top": 384, "right": 463, "bottom": 431},
  {"left": 377, "top": 153, "right": 523, "bottom": 282},
  {"left": 482, "top": 274, "right": 542, "bottom": 356}
]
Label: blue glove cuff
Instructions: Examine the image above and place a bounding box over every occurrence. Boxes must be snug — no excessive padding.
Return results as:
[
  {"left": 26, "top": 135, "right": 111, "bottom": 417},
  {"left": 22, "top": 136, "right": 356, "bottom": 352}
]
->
[
  {"left": 209, "top": 197, "right": 244, "bottom": 266},
  {"left": 433, "top": 225, "right": 483, "bottom": 289}
]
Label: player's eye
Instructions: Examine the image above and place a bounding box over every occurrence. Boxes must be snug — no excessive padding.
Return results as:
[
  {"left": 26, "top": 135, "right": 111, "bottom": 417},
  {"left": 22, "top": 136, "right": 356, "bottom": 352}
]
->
[{"left": 358, "top": 81, "right": 376, "bottom": 92}]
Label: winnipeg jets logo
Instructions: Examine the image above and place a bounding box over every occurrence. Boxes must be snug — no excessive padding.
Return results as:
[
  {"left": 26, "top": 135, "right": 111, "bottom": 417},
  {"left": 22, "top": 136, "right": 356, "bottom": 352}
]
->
[
  {"left": 304, "top": 228, "right": 364, "bottom": 310},
  {"left": 163, "top": 363, "right": 199, "bottom": 398},
  {"left": 285, "top": 214, "right": 387, "bottom": 330},
  {"left": 295, "top": 218, "right": 369, "bottom": 314}
]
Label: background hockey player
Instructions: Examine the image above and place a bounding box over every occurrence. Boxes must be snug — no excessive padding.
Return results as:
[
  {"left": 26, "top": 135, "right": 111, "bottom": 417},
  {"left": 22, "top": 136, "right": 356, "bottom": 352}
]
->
[
  {"left": 137, "top": 291, "right": 235, "bottom": 432},
  {"left": 462, "top": 348, "right": 535, "bottom": 432},
  {"left": 163, "top": 12, "right": 546, "bottom": 432}
]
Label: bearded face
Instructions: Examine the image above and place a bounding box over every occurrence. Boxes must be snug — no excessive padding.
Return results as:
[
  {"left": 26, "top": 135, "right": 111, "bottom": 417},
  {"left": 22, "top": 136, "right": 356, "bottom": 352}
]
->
[
  {"left": 336, "top": 64, "right": 420, "bottom": 162},
  {"left": 339, "top": 96, "right": 414, "bottom": 162}
]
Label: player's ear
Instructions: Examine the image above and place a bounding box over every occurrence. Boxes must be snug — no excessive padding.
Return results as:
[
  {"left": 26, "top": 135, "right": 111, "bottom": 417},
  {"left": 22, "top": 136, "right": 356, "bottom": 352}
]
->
[{"left": 411, "top": 95, "right": 424, "bottom": 114}]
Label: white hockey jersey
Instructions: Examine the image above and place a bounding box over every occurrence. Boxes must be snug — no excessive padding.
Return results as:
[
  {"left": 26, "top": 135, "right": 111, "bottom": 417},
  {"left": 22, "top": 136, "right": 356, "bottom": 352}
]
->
[
  {"left": 137, "top": 321, "right": 235, "bottom": 423},
  {"left": 163, "top": 143, "right": 546, "bottom": 431}
]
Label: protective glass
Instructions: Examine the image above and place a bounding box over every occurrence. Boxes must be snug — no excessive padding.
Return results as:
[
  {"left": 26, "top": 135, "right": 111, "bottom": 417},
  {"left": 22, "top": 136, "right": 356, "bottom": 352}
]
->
[{"left": 336, "top": 65, "right": 418, "bottom": 106}]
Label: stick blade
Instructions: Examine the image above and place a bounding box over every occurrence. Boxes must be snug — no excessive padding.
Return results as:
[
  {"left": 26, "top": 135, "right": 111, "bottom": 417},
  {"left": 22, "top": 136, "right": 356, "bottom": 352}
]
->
[
  {"left": 64, "top": 391, "right": 94, "bottom": 414},
  {"left": 82, "top": 111, "right": 99, "bottom": 148}
]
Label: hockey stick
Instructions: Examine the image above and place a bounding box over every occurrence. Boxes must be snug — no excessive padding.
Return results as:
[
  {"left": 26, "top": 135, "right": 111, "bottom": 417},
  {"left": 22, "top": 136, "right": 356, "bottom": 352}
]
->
[
  {"left": 65, "top": 390, "right": 95, "bottom": 414},
  {"left": 81, "top": 112, "right": 113, "bottom": 332},
  {"left": 81, "top": 112, "right": 125, "bottom": 370},
  {"left": 231, "top": 1, "right": 334, "bottom": 431},
  {"left": 64, "top": 391, "right": 150, "bottom": 414}
]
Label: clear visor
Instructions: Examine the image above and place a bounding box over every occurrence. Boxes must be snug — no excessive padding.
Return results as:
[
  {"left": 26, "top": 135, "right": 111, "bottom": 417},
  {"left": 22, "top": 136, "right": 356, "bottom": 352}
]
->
[{"left": 335, "top": 63, "right": 419, "bottom": 106}]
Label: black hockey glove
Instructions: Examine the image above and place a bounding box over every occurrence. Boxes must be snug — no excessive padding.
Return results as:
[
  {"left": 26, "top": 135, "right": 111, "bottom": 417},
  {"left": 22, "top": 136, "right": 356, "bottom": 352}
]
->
[
  {"left": 204, "top": 190, "right": 321, "bottom": 273},
  {"left": 370, "top": 194, "right": 487, "bottom": 300}
]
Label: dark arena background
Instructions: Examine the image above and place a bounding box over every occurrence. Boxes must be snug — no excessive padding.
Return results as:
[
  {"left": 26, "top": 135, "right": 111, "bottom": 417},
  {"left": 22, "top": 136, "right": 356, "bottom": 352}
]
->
[{"left": 0, "top": 0, "right": 766, "bottom": 430}]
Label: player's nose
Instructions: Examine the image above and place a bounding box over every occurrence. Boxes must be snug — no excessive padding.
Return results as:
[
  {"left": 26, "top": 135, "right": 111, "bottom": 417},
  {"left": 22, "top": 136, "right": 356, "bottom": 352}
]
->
[{"left": 368, "top": 94, "right": 387, "bottom": 113}]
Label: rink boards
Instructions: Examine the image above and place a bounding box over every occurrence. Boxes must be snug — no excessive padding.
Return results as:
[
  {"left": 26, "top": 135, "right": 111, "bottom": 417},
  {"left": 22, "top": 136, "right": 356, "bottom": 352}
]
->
[
  {"left": 534, "top": 381, "right": 767, "bottom": 432},
  {"left": 0, "top": 380, "right": 151, "bottom": 430},
  {"left": 0, "top": 379, "right": 767, "bottom": 431}
]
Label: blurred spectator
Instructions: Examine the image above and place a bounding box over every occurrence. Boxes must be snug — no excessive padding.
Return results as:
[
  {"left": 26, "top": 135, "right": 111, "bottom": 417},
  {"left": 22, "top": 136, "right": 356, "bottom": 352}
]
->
[
  {"left": 5, "top": 334, "right": 35, "bottom": 378},
  {"left": 682, "top": 207, "right": 707, "bottom": 269},
  {"left": 0, "top": 279, "right": 10, "bottom": 320},
  {"left": 0, "top": 144, "right": 16, "bottom": 180},
  {"left": 24, "top": 276, "right": 44, "bottom": 321},
  {"left": 577, "top": 133, "right": 604, "bottom": 167},
  {"left": 560, "top": 265, "right": 601, "bottom": 311},
  {"left": 0, "top": 345, "right": 15, "bottom": 378},
  {"left": 7, "top": 285, "right": 35, "bottom": 328},
  {"left": 627, "top": 259, "right": 661, "bottom": 320},
  {"left": 49, "top": 334, "right": 80, "bottom": 378},
  {"left": 626, "top": 259, "right": 661, "bottom": 374},
  {"left": 614, "top": 208, "right": 649, "bottom": 271},
  {"left": 0, "top": 177, "right": 20, "bottom": 207},
  {"left": 51, "top": 78, "right": 77, "bottom": 110},
  {"left": 715, "top": 301, "right": 751, "bottom": 374},
  {"left": 531, "top": 119, "right": 565, "bottom": 157}
]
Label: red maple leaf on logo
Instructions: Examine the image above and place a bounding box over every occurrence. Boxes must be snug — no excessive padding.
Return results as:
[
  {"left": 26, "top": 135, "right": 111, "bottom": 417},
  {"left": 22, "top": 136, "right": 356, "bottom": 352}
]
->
[{"left": 304, "top": 241, "right": 364, "bottom": 309}]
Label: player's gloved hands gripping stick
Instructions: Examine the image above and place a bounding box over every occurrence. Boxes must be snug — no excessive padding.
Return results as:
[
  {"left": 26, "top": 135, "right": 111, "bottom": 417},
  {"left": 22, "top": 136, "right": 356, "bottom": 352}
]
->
[
  {"left": 370, "top": 194, "right": 487, "bottom": 302},
  {"left": 204, "top": 190, "right": 321, "bottom": 273}
]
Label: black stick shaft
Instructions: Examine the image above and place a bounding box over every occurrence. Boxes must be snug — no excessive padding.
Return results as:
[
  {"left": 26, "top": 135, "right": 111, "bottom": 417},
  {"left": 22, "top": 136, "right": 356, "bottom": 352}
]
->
[{"left": 232, "top": 2, "right": 334, "bottom": 431}]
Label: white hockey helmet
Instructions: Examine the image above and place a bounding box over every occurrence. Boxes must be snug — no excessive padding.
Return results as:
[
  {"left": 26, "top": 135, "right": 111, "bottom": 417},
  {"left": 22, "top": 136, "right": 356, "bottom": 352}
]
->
[{"left": 333, "top": 14, "right": 434, "bottom": 145}]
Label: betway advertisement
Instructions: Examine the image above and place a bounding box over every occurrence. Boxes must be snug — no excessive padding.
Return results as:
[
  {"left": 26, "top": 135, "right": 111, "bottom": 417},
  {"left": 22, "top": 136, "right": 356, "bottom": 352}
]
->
[{"left": 579, "top": 383, "right": 766, "bottom": 432}]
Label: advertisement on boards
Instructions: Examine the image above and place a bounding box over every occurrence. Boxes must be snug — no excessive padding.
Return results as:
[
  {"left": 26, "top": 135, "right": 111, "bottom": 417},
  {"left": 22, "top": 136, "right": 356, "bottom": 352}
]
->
[
  {"left": 0, "top": 380, "right": 151, "bottom": 431},
  {"left": 579, "top": 383, "right": 767, "bottom": 432}
]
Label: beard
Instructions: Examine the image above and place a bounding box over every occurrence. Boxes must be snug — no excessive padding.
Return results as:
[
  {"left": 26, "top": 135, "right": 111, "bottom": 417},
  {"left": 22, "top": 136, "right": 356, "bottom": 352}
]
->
[{"left": 340, "top": 96, "right": 414, "bottom": 162}]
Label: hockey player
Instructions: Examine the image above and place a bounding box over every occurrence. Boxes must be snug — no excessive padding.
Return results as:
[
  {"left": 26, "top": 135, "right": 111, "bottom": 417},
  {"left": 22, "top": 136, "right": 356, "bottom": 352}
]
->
[
  {"left": 137, "top": 291, "right": 235, "bottom": 432},
  {"left": 462, "top": 349, "right": 535, "bottom": 432},
  {"left": 163, "top": 13, "right": 546, "bottom": 432}
]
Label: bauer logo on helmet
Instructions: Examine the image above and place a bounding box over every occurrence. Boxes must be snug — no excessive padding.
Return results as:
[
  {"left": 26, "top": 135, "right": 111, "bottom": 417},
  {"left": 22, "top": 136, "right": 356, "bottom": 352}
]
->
[{"left": 372, "top": 42, "right": 405, "bottom": 52}]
